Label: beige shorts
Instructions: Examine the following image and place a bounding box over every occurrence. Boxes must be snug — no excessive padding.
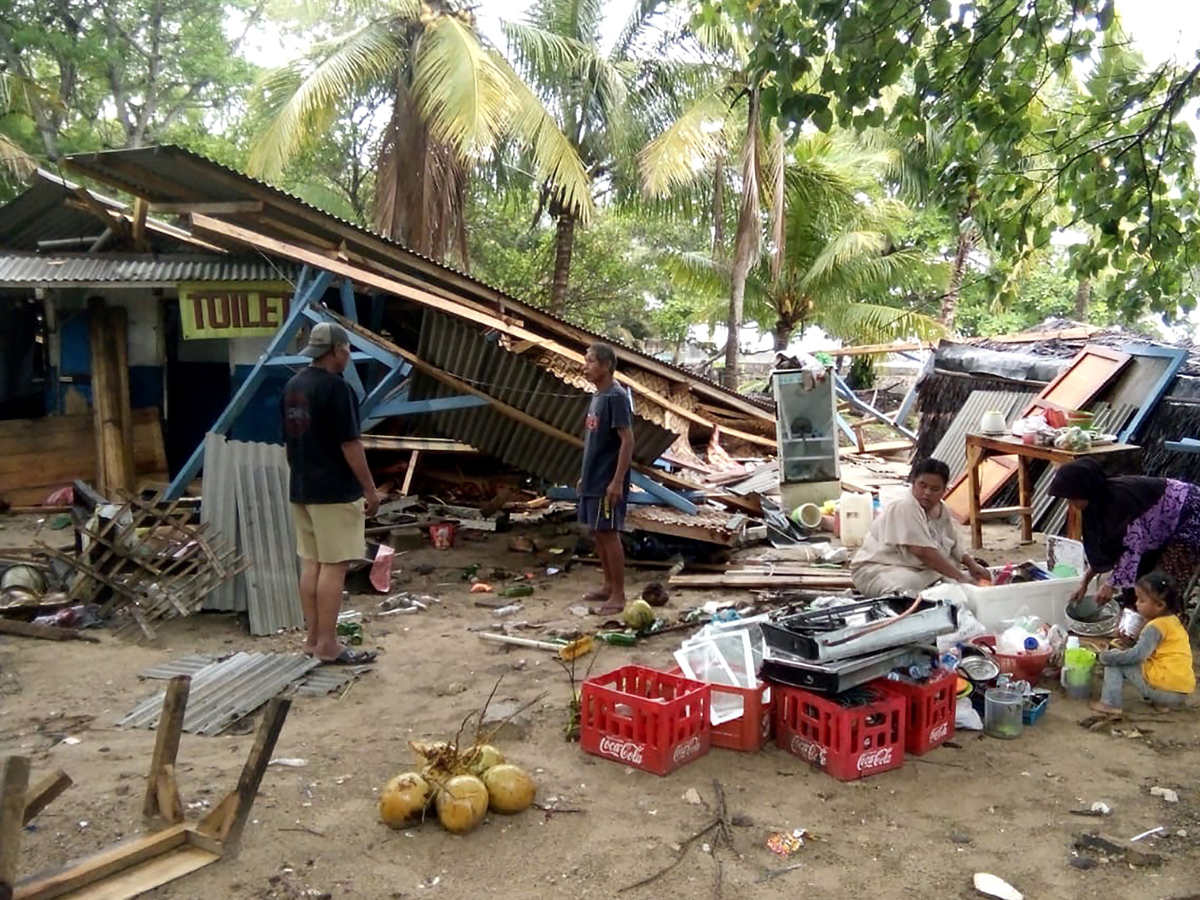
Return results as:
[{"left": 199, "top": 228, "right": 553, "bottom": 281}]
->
[{"left": 291, "top": 501, "right": 365, "bottom": 564}]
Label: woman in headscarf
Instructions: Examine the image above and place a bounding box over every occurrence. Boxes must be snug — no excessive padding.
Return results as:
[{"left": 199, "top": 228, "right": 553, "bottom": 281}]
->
[
  {"left": 851, "top": 457, "right": 993, "bottom": 596},
  {"left": 1048, "top": 459, "right": 1200, "bottom": 611}
]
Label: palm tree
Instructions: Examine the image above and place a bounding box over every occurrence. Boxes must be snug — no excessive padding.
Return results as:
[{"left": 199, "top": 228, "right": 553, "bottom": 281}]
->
[
  {"left": 500, "top": 0, "right": 680, "bottom": 314},
  {"left": 638, "top": 12, "right": 770, "bottom": 389},
  {"left": 668, "top": 133, "right": 948, "bottom": 352},
  {"left": 248, "top": 0, "right": 592, "bottom": 268}
]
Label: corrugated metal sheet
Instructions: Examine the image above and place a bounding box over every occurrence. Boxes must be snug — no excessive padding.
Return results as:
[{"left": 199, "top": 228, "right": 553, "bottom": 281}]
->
[
  {"left": 199, "top": 435, "right": 303, "bottom": 632},
  {"left": 139, "top": 655, "right": 218, "bottom": 680},
  {"left": 296, "top": 665, "right": 372, "bottom": 696},
  {"left": 119, "top": 652, "right": 318, "bottom": 735},
  {"left": 1032, "top": 402, "right": 1138, "bottom": 534},
  {"left": 0, "top": 251, "right": 292, "bottom": 285},
  {"left": 200, "top": 433, "right": 243, "bottom": 612},
  {"left": 235, "top": 441, "right": 305, "bottom": 635},
  {"left": 409, "top": 311, "right": 677, "bottom": 486},
  {"left": 931, "top": 390, "right": 1030, "bottom": 481},
  {"left": 727, "top": 461, "right": 781, "bottom": 496},
  {"left": 61, "top": 145, "right": 773, "bottom": 416}
]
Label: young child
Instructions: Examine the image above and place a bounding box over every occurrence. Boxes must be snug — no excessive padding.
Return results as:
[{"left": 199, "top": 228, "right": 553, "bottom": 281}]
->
[{"left": 1091, "top": 571, "right": 1195, "bottom": 715}]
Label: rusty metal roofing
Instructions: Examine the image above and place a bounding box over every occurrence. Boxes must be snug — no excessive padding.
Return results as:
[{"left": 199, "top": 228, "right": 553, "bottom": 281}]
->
[
  {"left": 0, "top": 251, "right": 293, "bottom": 286},
  {"left": 0, "top": 169, "right": 217, "bottom": 253},
  {"left": 119, "top": 651, "right": 317, "bottom": 735},
  {"left": 61, "top": 144, "right": 773, "bottom": 417},
  {"left": 409, "top": 310, "right": 677, "bottom": 485}
]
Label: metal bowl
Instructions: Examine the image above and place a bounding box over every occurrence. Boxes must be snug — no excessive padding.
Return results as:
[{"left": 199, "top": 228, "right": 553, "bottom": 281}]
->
[
  {"left": 958, "top": 655, "right": 1001, "bottom": 684},
  {"left": 1066, "top": 599, "right": 1120, "bottom": 637}
]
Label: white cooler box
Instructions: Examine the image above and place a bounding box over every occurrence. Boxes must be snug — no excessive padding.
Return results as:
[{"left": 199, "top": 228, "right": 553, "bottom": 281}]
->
[{"left": 924, "top": 569, "right": 1083, "bottom": 631}]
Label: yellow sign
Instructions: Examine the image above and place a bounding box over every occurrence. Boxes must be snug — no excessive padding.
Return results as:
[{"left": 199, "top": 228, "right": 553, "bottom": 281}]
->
[{"left": 179, "top": 282, "right": 293, "bottom": 339}]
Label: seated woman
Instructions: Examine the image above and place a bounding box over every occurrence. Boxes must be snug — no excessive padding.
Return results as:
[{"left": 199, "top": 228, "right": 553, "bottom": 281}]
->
[
  {"left": 850, "top": 457, "right": 993, "bottom": 596},
  {"left": 1047, "top": 458, "right": 1200, "bottom": 612}
]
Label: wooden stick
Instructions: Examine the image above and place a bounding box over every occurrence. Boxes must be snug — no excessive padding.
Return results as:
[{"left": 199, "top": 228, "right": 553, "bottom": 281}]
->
[
  {"left": 1, "top": 756, "right": 31, "bottom": 900},
  {"left": 212, "top": 695, "right": 291, "bottom": 853},
  {"left": 400, "top": 450, "right": 420, "bottom": 497},
  {"left": 22, "top": 771, "right": 72, "bottom": 826},
  {"left": 0, "top": 619, "right": 100, "bottom": 644},
  {"left": 143, "top": 676, "right": 190, "bottom": 822}
]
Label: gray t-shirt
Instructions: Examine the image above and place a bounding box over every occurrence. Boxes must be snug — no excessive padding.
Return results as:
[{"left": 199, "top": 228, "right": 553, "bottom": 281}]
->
[{"left": 580, "top": 383, "right": 633, "bottom": 497}]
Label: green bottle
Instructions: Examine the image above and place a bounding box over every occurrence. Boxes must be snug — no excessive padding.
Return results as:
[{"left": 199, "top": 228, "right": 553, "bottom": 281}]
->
[
  {"left": 595, "top": 631, "right": 637, "bottom": 646},
  {"left": 497, "top": 584, "right": 535, "bottom": 598}
]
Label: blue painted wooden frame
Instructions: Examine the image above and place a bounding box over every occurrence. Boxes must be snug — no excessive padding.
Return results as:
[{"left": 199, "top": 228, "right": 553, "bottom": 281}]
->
[
  {"left": 165, "top": 265, "right": 333, "bottom": 499},
  {"left": 834, "top": 372, "right": 917, "bottom": 441},
  {"left": 1117, "top": 343, "right": 1188, "bottom": 441}
]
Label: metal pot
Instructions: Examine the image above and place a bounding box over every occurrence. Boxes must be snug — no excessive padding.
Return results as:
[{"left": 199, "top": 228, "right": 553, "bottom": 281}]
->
[{"left": 1116, "top": 608, "right": 1146, "bottom": 643}]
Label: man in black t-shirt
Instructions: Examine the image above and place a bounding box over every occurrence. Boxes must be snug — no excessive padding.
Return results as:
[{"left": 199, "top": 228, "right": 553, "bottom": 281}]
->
[
  {"left": 577, "top": 343, "right": 634, "bottom": 616},
  {"left": 282, "top": 321, "right": 380, "bottom": 664}
]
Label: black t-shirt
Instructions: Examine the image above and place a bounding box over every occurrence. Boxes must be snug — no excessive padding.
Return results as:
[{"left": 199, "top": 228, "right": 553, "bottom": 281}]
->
[
  {"left": 281, "top": 366, "right": 363, "bottom": 504},
  {"left": 580, "top": 383, "right": 633, "bottom": 497}
]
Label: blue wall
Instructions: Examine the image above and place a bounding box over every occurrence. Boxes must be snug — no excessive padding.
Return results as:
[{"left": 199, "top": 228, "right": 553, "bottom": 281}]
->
[{"left": 229, "top": 364, "right": 289, "bottom": 444}]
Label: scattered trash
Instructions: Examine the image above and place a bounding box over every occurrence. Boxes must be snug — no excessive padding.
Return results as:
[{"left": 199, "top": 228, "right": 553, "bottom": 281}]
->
[
  {"left": 1069, "top": 856, "right": 1097, "bottom": 870},
  {"left": 1070, "top": 801, "right": 1111, "bottom": 817},
  {"left": 269, "top": 758, "right": 309, "bottom": 768},
  {"left": 682, "top": 788, "right": 702, "bottom": 806},
  {"left": 497, "top": 584, "right": 534, "bottom": 599},
  {"left": 973, "top": 872, "right": 1022, "bottom": 900},
  {"left": 642, "top": 582, "right": 669, "bottom": 607},
  {"left": 370, "top": 545, "right": 395, "bottom": 592},
  {"left": 493, "top": 603, "right": 524, "bottom": 617},
  {"left": 61, "top": 737, "right": 81, "bottom": 746},
  {"left": 766, "top": 828, "right": 809, "bottom": 858},
  {"left": 1073, "top": 832, "right": 1164, "bottom": 867},
  {"left": 470, "top": 583, "right": 493, "bottom": 593},
  {"left": 1129, "top": 826, "right": 1164, "bottom": 843},
  {"left": 1150, "top": 786, "right": 1179, "bottom": 803}
]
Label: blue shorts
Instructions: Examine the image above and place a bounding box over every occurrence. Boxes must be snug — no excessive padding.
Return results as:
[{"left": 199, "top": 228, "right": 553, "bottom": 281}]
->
[{"left": 578, "top": 496, "right": 627, "bottom": 532}]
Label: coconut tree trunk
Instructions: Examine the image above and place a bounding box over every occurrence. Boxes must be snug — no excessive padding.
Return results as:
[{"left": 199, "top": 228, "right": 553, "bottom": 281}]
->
[
  {"left": 724, "top": 88, "right": 762, "bottom": 392},
  {"left": 712, "top": 153, "right": 725, "bottom": 260},
  {"left": 549, "top": 211, "right": 576, "bottom": 316},
  {"left": 773, "top": 318, "right": 794, "bottom": 352},
  {"left": 940, "top": 228, "right": 975, "bottom": 328},
  {"left": 1074, "top": 278, "right": 1091, "bottom": 321}
]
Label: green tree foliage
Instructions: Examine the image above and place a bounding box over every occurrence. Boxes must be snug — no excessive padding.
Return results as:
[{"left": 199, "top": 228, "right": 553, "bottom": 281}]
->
[
  {"left": 466, "top": 180, "right": 708, "bottom": 342},
  {"left": 695, "top": 0, "right": 1200, "bottom": 322},
  {"left": 0, "top": 0, "right": 258, "bottom": 170},
  {"left": 667, "top": 132, "right": 947, "bottom": 351}
]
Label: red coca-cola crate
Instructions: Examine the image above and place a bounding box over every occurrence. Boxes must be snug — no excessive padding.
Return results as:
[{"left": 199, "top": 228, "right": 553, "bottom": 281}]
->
[
  {"left": 668, "top": 666, "right": 773, "bottom": 753},
  {"left": 580, "top": 665, "right": 710, "bottom": 776},
  {"left": 774, "top": 683, "right": 905, "bottom": 781},
  {"left": 875, "top": 669, "right": 957, "bottom": 756}
]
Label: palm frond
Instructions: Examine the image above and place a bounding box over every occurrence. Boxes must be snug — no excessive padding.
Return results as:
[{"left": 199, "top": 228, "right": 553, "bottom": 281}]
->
[
  {"left": 611, "top": 0, "right": 666, "bottom": 61},
  {"left": 0, "top": 133, "right": 36, "bottom": 180},
  {"left": 817, "top": 298, "right": 947, "bottom": 345},
  {"left": 639, "top": 83, "right": 736, "bottom": 197},
  {"left": 501, "top": 20, "right": 600, "bottom": 86},
  {"left": 249, "top": 20, "right": 400, "bottom": 179},
  {"left": 412, "top": 15, "right": 512, "bottom": 157},
  {"left": 496, "top": 53, "right": 595, "bottom": 223}
]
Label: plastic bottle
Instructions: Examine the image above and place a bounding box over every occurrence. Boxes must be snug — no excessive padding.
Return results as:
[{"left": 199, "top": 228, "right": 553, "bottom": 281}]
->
[{"left": 839, "top": 491, "right": 873, "bottom": 548}]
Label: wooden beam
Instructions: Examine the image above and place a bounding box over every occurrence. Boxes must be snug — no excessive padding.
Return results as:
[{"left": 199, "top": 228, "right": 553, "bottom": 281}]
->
[
  {"left": 824, "top": 341, "right": 930, "bottom": 356},
  {"left": 0, "top": 619, "right": 100, "bottom": 643},
  {"left": 13, "top": 824, "right": 190, "bottom": 900},
  {"left": 2, "top": 756, "right": 30, "bottom": 900},
  {"left": 359, "top": 435, "right": 475, "bottom": 453},
  {"left": 142, "top": 676, "right": 189, "bottom": 822},
  {"left": 399, "top": 450, "right": 419, "bottom": 497},
  {"left": 150, "top": 200, "right": 264, "bottom": 215},
  {"left": 88, "top": 299, "right": 135, "bottom": 496},
  {"left": 130, "top": 198, "right": 149, "bottom": 251},
  {"left": 22, "top": 771, "right": 72, "bottom": 826},
  {"left": 188, "top": 215, "right": 777, "bottom": 450},
  {"left": 206, "top": 695, "right": 291, "bottom": 853}
]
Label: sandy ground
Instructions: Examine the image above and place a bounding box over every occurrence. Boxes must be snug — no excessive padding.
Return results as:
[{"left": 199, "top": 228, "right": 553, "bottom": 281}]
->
[{"left": 2, "top": 512, "right": 1199, "bottom": 900}]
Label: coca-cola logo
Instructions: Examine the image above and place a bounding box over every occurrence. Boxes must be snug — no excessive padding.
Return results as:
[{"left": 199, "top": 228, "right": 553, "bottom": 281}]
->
[
  {"left": 672, "top": 735, "right": 703, "bottom": 763},
  {"left": 929, "top": 721, "right": 950, "bottom": 743},
  {"left": 788, "top": 735, "right": 828, "bottom": 767},
  {"left": 598, "top": 735, "right": 645, "bottom": 765},
  {"left": 856, "top": 747, "right": 895, "bottom": 771},
  {"left": 760, "top": 712, "right": 771, "bottom": 739}
]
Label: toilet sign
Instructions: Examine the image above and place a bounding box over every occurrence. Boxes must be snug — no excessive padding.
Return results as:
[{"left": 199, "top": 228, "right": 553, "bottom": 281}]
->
[{"left": 179, "top": 282, "right": 293, "bottom": 339}]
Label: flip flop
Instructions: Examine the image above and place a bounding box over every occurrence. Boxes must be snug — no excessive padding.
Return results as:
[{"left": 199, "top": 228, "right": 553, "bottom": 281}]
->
[
  {"left": 320, "top": 647, "right": 378, "bottom": 665},
  {"left": 582, "top": 590, "right": 611, "bottom": 604}
]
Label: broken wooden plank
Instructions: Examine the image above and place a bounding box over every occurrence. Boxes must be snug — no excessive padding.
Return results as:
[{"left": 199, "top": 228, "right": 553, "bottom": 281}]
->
[
  {"left": 13, "top": 824, "right": 191, "bottom": 900},
  {"left": 142, "top": 676, "right": 189, "bottom": 823},
  {"left": 2, "top": 756, "right": 31, "bottom": 900},
  {"left": 22, "top": 771, "right": 72, "bottom": 826},
  {"left": 0, "top": 619, "right": 100, "bottom": 644},
  {"left": 668, "top": 573, "right": 853, "bottom": 590}
]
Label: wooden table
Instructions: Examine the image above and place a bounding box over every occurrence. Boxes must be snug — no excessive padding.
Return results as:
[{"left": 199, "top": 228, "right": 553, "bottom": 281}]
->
[{"left": 964, "top": 433, "right": 1140, "bottom": 550}]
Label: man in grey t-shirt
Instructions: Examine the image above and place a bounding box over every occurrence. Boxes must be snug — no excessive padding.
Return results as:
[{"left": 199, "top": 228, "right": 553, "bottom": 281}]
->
[{"left": 578, "top": 343, "right": 634, "bottom": 615}]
